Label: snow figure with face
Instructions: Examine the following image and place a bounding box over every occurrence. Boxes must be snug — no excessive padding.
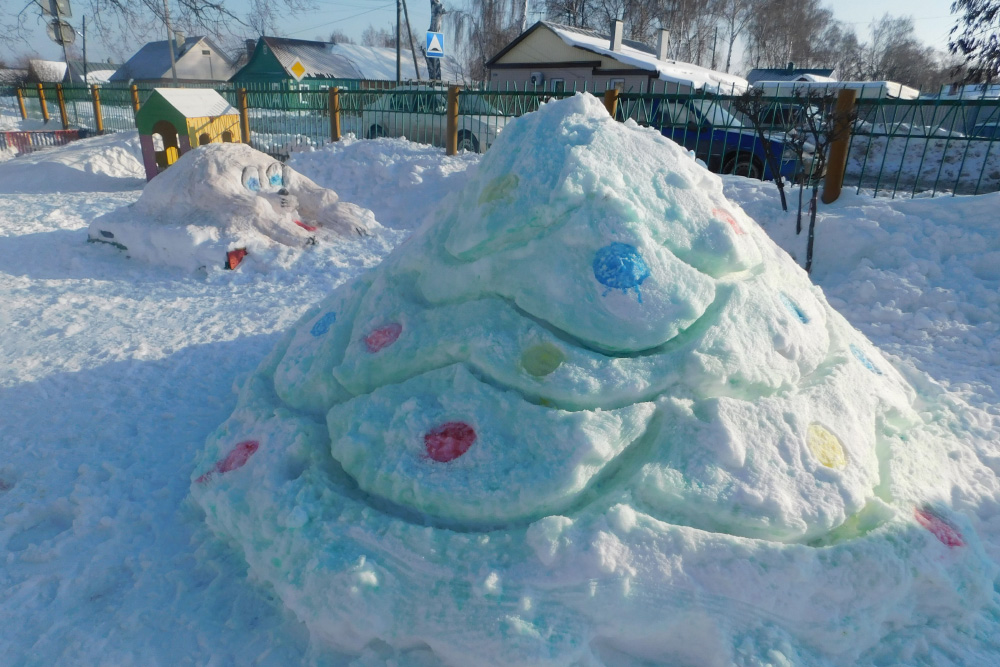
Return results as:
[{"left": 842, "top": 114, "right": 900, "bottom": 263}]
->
[
  {"left": 191, "top": 95, "right": 995, "bottom": 665},
  {"left": 88, "top": 143, "right": 373, "bottom": 271}
]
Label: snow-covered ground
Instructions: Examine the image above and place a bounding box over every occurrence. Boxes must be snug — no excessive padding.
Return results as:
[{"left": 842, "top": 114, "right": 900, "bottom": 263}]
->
[{"left": 2, "top": 102, "right": 1000, "bottom": 666}]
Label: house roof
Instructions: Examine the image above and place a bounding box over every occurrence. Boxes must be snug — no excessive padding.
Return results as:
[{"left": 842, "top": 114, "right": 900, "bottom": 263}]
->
[
  {"left": 260, "top": 37, "right": 366, "bottom": 79},
  {"left": 488, "top": 21, "right": 747, "bottom": 92},
  {"left": 66, "top": 60, "right": 120, "bottom": 83},
  {"left": 110, "top": 36, "right": 233, "bottom": 82},
  {"left": 745, "top": 67, "right": 836, "bottom": 85},
  {"left": 152, "top": 88, "right": 237, "bottom": 118},
  {"left": 251, "top": 37, "right": 464, "bottom": 81}
]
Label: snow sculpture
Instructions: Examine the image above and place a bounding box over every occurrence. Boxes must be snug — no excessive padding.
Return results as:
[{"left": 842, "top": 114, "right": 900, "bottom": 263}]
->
[
  {"left": 192, "top": 95, "right": 993, "bottom": 665},
  {"left": 88, "top": 143, "right": 373, "bottom": 271}
]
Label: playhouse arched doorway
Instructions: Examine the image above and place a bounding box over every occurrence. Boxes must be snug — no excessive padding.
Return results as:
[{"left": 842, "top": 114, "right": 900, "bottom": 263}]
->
[{"left": 152, "top": 119, "right": 181, "bottom": 170}]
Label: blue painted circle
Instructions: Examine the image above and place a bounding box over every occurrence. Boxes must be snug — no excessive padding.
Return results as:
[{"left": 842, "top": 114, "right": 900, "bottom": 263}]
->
[
  {"left": 593, "top": 243, "right": 651, "bottom": 291},
  {"left": 310, "top": 312, "right": 337, "bottom": 337},
  {"left": 850, "top": 343, "right": 882, "bottom": 374},
  {"left": 780, "top": 294, "right": 809, "bottom": 324}
]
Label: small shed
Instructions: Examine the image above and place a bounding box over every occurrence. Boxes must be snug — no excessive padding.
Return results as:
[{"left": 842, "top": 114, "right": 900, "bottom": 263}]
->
[{"left": 136, "top": 88, "right": 241, "bottom": 181}]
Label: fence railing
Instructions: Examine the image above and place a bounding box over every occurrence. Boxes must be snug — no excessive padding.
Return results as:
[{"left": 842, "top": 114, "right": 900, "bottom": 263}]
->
[{"left": 7, "top": 80, "right": 1000, "bottom": 199}]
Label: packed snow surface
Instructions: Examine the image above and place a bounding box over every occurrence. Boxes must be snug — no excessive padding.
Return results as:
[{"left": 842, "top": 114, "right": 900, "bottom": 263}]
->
[
  {"left": 3, "top": 94, "right": 1000, "bottom": 666},
  {"left": 88, "top": 143, "right": 375, "bottom": 272}
]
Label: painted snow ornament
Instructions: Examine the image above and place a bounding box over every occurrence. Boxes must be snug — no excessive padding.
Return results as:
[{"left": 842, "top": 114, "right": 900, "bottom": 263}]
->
[
  {"left": 192, "top": 94, "right": 991, "bottom": 666},
  {"left": 88, "top": 143, "right": 374, "bottom": 272}
]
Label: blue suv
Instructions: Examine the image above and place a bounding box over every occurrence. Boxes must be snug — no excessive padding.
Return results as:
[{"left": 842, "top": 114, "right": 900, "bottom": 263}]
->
[{"left": 649, "top": 98, "right": 812, "bottom": 181}]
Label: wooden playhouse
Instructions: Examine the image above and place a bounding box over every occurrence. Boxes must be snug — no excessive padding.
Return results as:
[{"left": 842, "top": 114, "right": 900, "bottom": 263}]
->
[{"left": 137, "top": 88, "right": 242, "bottom": 181}]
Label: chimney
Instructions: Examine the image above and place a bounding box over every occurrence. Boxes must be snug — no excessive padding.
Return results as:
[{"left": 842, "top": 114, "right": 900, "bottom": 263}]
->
[
  {"left": 786, "top": 61, "right": 794, "bottom": 72},
  {"left": 610, "top": 20, "right": 623, "bottom": 52},
  {"left": 246, "top": 39, "right": 256, "bottom": 60},
  {"left": 174, "top": 30, "right": 185, "bottom": 54},
  {"left": 657, "top": 29, "right": 670, "bottom": 61}
]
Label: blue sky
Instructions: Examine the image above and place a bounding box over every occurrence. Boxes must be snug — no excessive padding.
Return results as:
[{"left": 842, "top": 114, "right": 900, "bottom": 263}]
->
[{"left": 9, "top": 0, "right": 961, "bottom": 70}]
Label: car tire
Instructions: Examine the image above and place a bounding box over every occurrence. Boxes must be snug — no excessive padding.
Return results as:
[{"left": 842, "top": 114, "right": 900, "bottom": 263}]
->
[
  {"left": 457, "top": 130, "right": 480, "bottom": 153},
  {"left": 367, "top": 125, "right": 386, "bottom": 140},
  {"left": 722, "top": 154, "right": 763, "bottom": 180}
]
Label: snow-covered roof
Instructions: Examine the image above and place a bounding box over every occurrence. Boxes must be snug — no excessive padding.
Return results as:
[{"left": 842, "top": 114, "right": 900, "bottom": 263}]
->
[
  {"left": 745, "top": 67, "right": 836, "bottom": 85},
  {"left": 262, "top": 37, "right": 364, "bottom": 80},
  {"left": 110, "top": 37, "right": 233, "bottom": 82},
  {"left": 753, "top": 79, "right": 920, "bottom": 100},
  {"left": 546, "top": 22, "right": 747, "bottom": 92},
  {"left": 28, "top": 60, "right": 68, "bottom": 83},
  {"left": 253, "top": 37, "right": 464, "bottom": 82},
  {"left": 153, "top": 88, "right": 237, "bottom": 118},
  {"left": 331, "top": 43, "right": 464, "bottom": 82}
]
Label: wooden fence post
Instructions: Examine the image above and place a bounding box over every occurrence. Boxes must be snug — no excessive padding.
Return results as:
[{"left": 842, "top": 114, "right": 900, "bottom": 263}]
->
[
  {"left": 446, "top": 85, "right": 459, "bottom": 155},
  {"left": 130, "top": 85, "right": 140, "bottom": 113},
  {"left": 16, "top": 87, "right": 27, "bottom": 120},
  {"left": 37, "top": 84, "right": 50, "bottom": 123},
  {"left": 238, "top": 88, "right": 250, "bottom": 144},
  {"left": 329, "top": 87, "right": 341, "bottom": 142},
  {"left": 56, "top": 83, "right": 69, "bottom": 130},
  {"left": 91, "top": 85, "right": 104, "bottom": 134},
  {"left": 821, "top": 88, "right": 858, "bottom": 204},
  {"left": 603, "top": 88, "right": 620, "bottom": 118}
]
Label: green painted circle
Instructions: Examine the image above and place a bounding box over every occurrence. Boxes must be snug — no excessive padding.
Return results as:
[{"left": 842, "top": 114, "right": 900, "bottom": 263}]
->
[{"left": 520, "top": 343, "right": 566, "bottom": 377}]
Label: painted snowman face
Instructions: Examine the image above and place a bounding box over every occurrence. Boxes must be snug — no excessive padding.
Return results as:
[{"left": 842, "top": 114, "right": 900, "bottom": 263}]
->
[
  {"left": 88, "top": 143, "right": 371, "bottom": 269},
  {"left": 192, "top": 96, "right": 985, "bottom": 664}
]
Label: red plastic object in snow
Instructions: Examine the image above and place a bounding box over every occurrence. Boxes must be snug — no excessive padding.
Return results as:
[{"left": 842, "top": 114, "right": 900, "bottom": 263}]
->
[
  {"left": 424, "top": 422, "right": 476, "bottom": 462},
  {"left": 914, "top": 506, "right": 965, "bottom": 547},
  {"left": 295, "top": 220, "right": 318, "bottom": 232},
  {"left": 196, "top": 440, "right": 260, "bottom": 483},
  {"left": 226, "top": 248, "right": 248, "bottom": 270}
]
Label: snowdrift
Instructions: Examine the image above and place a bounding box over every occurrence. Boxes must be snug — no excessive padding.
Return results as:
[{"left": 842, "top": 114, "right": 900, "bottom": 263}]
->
[
  {"left": 191, "top": 95, "right": 994, "bottom": 665},
  {"left": 87, "top": 143, "right": 375, "bottom": 272}
]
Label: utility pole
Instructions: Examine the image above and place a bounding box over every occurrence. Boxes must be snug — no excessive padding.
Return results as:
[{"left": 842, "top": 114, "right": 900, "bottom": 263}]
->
[
  {"left": 426, "top": 0, "right": 445, "bottom": 81},
  {"left": 82, "top": 15, "right": 87, "bottom": 82},
  {"left": 396, "top": 0, "right": 401, "bottom": 83},
  {"left": 163, "top": 0, "right": 178, "bottom": 86},
  {"left": 401, "top": 0, "right": 420, "bottom": 80}
]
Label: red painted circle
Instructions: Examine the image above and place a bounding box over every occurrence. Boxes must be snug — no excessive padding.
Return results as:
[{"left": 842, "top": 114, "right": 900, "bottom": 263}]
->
[
  {"left": 424, "top": 422, "right": 476, "bottom": 462},
  {"left": 712, "top": 207, "right": 744, "bottom": 235},
  {"left": 365, "top": 322, "right": 403, "bottom": 353},
  {"left": 914, "top": 507, "right": 965, "bottom": 547},
  {"left": 197, "top": 440, "right": 260, "bottom": 483}
]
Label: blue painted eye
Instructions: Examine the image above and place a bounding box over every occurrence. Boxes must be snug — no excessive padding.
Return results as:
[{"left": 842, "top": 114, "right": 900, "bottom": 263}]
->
[
  {"left": 242, "top": 166, "right": 261, "bottom": 192},
  {"left": 267, "top": 163, "right": 283, "bottom": 188}
]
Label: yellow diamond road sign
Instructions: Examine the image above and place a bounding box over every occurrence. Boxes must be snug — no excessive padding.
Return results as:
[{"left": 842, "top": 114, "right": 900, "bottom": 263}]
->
[{"left": 290, "top": 58, "right": 307, "bottom": 82}]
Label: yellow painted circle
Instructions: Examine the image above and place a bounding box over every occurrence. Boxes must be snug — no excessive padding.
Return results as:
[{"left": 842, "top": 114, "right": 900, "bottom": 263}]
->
[
  {"left": 520, "top": 343, "right": 566, "bottom": 377},
  {"left": 807, "top": 424, "right": 847, "bottom": 469}
]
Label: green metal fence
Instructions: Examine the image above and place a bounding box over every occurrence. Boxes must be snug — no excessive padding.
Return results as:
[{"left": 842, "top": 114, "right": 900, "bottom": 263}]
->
[{"left": 8, "top": 79, "right": 1000, "bottom": 199}]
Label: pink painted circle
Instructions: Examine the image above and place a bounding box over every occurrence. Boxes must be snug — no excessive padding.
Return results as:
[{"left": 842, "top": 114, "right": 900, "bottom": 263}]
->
[
  {"left": 365, "top": 323, "right": 403, "bottom": 353},
  {"left": 424, "top": 422, "right": 477, "bottom": 462}
]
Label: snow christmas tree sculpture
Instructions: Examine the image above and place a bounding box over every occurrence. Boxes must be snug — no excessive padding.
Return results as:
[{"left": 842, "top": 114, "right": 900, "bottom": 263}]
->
[{"left": 192, "top": 95, "right": 992, "bottom": 665}]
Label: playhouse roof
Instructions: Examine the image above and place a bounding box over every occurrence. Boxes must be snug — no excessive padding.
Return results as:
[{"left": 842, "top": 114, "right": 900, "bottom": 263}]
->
[
  {"left": 153, "top": 88, "right": 237, "bottom": 118},
  {"left": 136, "top": 88, "right": 238, "bottom": 135}
]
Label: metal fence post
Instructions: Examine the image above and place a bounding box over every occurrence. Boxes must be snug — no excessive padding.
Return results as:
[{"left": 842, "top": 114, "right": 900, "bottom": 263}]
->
[
  {"left": 329, "top": 87, "right": 341, "bottom": 142},
  {"left": 603, "top": 88, "right": 620, "bottom": 118},
  {"left": 16, "top": 87, "right": 27, "bottom": 120},
  {"left": 91, "top": 85, "right": 104, "bottom": 134},
  {"left": 238, "top": 88, "right": 250, "bottom": 144},
  {"left": 37, "top": 84, "right": 50, "bottom": 123},
  {"left": 56, "top": 83, "right": 69, "bottom": 130},
  {"left": 821, "top": 88, "right": 858, "bottom": 204},
  {"left": 446, "top": 85, "right": 459, "bottom": 155},
  {"left": 130, "top": 85, "right": 140, "bottom": 113}
]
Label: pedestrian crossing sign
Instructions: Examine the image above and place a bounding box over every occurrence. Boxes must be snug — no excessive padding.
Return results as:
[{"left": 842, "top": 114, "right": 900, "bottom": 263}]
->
[{"left": 426, "top": 31, "right": 444, "bottom": 58}]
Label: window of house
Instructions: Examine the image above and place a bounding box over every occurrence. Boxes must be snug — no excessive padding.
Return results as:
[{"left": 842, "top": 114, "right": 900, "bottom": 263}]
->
[
  {"left": 550, "top": 79, "right": 565, "bottom": 93},
  {"left": 609, "top": 78, "right": 626, "bottom": 92}
]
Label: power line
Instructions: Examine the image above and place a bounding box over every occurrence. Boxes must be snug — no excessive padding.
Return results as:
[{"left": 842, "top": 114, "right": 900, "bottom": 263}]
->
[{"left": 286, "top": 3, "right": 395, "bottom": 36}]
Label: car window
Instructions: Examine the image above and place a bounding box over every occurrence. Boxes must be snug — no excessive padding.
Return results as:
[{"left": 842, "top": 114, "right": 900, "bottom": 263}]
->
[
  {"left": 689, "top": 100, "right": 743, "bottom": 128},
  {"left": 659, "top": 102, "right": 693, "bottom": 125},
  {"left": 459, "top": 96, "right": 502, "bottom": 115},
  {"left": 388, "top": 94, "right": 414, "bottom": 112},
  {"left": 416, "top": 93, "right": 447, "bottom": 113}
]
